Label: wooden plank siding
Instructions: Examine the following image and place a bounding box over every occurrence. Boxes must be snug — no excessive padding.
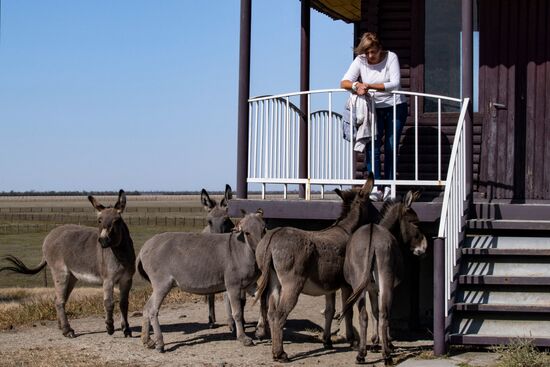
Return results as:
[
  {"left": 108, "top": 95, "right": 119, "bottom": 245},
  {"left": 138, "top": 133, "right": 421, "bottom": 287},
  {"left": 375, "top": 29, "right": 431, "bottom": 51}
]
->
[
  {"left": 478, "top": 0, "right": 550, "bottom": 200},
  {"left": 355, "top": 0, "right": 482, "bottom": 192}
]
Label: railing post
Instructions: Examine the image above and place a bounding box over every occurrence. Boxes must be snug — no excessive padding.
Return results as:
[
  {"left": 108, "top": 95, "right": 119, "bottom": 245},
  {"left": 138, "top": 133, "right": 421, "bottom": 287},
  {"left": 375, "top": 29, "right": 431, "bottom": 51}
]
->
[{"left": 433, "top": 237, "right": 448, "bottom": 356}]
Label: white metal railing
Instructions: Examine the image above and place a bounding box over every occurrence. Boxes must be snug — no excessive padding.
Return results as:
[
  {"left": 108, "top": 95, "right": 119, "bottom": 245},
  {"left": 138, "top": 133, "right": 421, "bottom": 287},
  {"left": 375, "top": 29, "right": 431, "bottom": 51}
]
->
[
  {"left": 437, "top": 98, "right": 470, "bottom": 316},
  {"left": 247, "top": 89, "right": 465, "bottom": 199}
]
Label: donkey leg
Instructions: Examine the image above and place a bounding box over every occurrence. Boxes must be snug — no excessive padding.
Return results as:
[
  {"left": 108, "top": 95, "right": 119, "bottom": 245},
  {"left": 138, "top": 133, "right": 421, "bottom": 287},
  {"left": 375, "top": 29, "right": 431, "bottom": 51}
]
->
[
  {"left": 223, "top": 292, "right": 235, "bottom": 333},
  {"left": 322, "top": 293, "right": 336, "bottom": 349},
  {"left": 240, "top": 288, "right": 247, "bottom": 325},
  {"left": 118, "top": 275, "right": 133, "bottom": 337},
  {"left": 207, "top": 294, "right": 217, "bottom": 328},
  {"left": 53, "top": 272, "right": 77, "bottom": 338},
  {"left": 378, "top": 280, "right": 393, "bottom": 366},
  {"left": 255, "top": 289, "right": 270, "bottom": 340},
  {"left": 147, "top": 283, "right": 172, "bottom": 353},
  {"left": 356, "top": 297, "right": 369, "bottom": 364},
  {"left": 141, "top": 297, "right": 153, "bottom": 348},
  {"left": 368, "top": 288, "right": 380, "bottom": 350},
  {"left": 102, "top": 280, "right": 116, "bottom": 335},
  {"left": 341, "top": 285, "right": 357, "bottom": 346},
  {"left": 271, "top": 278, "right": 304, "bottom": 362},
  {"left": 226, "top": 287, "right": 252, "bottom": 346}
]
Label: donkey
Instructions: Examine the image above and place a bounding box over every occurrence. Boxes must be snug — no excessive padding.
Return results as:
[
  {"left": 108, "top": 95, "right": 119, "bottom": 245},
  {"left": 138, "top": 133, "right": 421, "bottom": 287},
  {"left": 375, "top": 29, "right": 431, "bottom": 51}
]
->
[
  {"left": 137, "top": 209, "right": 266, "bottom": 352},
  {"left": 254, "top": 174, "right": 374, "bottom": 362},
  {"left": 340, "top": 191, "right": 427, "bottom": 365},
  {"left": 200, "top": 184, "right": 236, "bottom": 329},
  {"left": 0, "top": 190, "right": 135, "bottom": 338}
]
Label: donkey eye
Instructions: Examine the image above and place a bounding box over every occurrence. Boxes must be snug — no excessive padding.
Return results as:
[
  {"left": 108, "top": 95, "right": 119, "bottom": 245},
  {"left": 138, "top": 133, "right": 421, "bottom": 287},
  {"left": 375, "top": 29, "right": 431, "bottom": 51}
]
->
[{"left": 98, "top": 218, "right": 102, "bottom": 224}]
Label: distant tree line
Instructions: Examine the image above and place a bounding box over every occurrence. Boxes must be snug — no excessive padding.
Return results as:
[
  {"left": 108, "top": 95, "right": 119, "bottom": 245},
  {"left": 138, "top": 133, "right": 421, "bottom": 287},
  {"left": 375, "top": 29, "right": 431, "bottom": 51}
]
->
[{"left": 0, "top": 190, "right": 209, "bottom": 197}]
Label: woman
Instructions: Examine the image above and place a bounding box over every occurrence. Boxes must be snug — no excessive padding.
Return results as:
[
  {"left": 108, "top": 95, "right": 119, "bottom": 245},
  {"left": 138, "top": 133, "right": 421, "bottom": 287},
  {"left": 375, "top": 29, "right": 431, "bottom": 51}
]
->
[{"left": 341, "top": 32, "right": 407, "bottom": 201}]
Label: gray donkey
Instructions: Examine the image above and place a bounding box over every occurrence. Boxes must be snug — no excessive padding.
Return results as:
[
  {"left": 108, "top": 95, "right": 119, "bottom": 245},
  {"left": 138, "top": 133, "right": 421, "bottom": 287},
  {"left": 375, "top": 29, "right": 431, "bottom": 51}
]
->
[
  {"left": 0, "top": 190, "right": 135, "bottom": 338},
  {"left": 254, "top": 175, "right": 374, "bottom": 362},
  {"left": 200, "top": 184, "right": 235, "bottom": 329},
  {"left": 137, "top": 209, "right": 266, "bottom": 352},
  {"left": 340, "top": 191, "right": 427, "bottom": 365}
]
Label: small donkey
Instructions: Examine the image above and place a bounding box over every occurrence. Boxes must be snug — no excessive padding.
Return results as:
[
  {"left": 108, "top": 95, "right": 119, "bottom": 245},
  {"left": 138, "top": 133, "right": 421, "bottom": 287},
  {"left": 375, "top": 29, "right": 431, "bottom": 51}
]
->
[
  {"left": 0, "top": 190, "right": 135, "bottom": 338},
  {"left": 137, "top": 209, "right": 266, "bottom": 352},
  {"left": 200, "top": 184, "right": 237, "bottom": 329}
]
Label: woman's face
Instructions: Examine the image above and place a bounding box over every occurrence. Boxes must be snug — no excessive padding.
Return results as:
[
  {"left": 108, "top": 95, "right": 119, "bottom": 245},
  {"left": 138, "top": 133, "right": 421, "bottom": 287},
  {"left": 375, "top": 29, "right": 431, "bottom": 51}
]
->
[{"left": 365, "top": 47, "right": 382, "bottom": 64}]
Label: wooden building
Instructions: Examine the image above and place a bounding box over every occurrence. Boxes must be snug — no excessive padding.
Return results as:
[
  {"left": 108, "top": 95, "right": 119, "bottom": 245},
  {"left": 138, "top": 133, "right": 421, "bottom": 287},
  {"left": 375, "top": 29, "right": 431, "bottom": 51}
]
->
[{"left": 229, "top": 0, "right": 550, "bottom": 354}]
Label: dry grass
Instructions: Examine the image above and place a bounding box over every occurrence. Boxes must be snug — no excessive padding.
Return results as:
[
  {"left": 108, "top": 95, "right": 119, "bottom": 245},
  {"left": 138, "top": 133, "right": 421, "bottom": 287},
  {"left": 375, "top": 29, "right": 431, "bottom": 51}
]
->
[
  {"left": 492, "top": 338, "right": 550, "bottom": 367},
  {"left": 0, "top": 286, "right": 206, "bottom": 330},
  {"left": 0, "top": 347, "right": 142, "bottom": 367}
]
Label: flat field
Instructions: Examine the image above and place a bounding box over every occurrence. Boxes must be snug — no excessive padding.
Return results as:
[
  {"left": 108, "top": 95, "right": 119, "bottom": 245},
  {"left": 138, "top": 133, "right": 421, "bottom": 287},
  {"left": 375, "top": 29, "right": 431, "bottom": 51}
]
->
[{"left": 0, "top": 194, "right": 211, "bottom": 288}]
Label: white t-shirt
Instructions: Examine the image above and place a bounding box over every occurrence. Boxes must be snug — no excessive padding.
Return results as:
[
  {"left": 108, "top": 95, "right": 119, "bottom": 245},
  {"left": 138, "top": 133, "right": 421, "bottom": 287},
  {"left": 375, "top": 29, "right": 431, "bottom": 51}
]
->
[{"left": 341, "top": 51, "right": 407, "bottom": 107}]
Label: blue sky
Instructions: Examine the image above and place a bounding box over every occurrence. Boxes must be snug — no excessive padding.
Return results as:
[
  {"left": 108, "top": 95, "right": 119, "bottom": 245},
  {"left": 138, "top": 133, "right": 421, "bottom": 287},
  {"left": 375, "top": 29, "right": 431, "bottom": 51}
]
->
[{"left": 0, "top": 1, "right": 352, "bottom": 192}]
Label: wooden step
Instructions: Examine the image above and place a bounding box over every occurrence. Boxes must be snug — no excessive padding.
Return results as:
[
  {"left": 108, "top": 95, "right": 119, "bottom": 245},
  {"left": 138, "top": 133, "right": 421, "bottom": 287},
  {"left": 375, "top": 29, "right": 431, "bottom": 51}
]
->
[
  {"left": 468, "top": 219, "right": 550, "bottom": 231},
  {"left": 458, "top": 275, "right": 550, "bottom": 286},
  {"left": 462, "top": 248, "right": 550, "bottom": 256},
  {"left": 454, "top": 303, "right": 550, "bottom": 313},
  {"left": 449, "top": 334, "right": 550, "bottom": 347}
]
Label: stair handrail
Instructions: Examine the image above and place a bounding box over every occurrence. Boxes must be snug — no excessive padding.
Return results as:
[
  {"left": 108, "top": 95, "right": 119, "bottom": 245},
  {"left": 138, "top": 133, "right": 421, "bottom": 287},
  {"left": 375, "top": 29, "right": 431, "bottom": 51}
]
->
[{"left": 437, "top": 97, "right": 470, "bottom": 316}]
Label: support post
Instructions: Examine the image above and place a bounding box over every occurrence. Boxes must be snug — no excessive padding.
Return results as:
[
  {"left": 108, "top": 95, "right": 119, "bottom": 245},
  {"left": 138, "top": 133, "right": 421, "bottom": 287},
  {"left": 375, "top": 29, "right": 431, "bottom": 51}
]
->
[
  {"left": 433, "top": 237, "right": 447, "bottom": 356},
  {"left": 462, "top": 0, "right": 473, "bottom": 210},
  {"left": 299, "top": 0, "right": 310, "bottom": 199},
  {"left": 236, "top": 0, "right": 252, "bottom": 199}
]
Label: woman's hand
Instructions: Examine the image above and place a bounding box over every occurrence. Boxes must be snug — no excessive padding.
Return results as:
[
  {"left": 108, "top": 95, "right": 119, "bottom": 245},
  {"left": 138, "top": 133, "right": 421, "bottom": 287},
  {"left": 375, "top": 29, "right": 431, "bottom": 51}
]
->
[{"left": 356, "top": 83, "right": 369, "bottom": 95}]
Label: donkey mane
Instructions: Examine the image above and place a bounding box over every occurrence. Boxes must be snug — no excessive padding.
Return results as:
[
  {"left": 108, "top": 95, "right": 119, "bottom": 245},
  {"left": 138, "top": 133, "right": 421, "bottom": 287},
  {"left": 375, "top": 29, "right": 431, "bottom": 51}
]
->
[
  {"left": 379, "top": 198, "right": 400, "bottom": 219},
  {"left": 334, "top": 188, "right": 358, "bottom": 222}
]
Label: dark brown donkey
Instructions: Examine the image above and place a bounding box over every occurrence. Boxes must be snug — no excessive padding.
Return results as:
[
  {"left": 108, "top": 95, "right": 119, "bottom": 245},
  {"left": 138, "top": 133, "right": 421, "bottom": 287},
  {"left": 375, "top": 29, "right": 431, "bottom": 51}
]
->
[
  {"left": 341, "top": 191, "right": 427, "bottom": 365},
  {"left": 0, "top": 190, "right": 135, "bottom": 338},
  {"left": 254, "top": 174, "right": 374, "bottom": 362},
  {"left": 201, "top": 184, "right": 235, "bottom": 329}
]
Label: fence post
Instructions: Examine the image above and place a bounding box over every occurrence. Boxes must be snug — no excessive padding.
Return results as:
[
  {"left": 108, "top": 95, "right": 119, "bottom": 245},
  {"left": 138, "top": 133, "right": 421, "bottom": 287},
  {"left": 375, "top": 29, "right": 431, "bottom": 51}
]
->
[{"left": 433, "top": 237, "right": 447, "bottom": 356}]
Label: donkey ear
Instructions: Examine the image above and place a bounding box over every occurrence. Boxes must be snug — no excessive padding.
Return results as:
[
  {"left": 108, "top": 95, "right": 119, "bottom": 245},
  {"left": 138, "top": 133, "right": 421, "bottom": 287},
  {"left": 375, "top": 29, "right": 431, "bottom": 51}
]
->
[
  {"left": 201, "top": 189, "right": 215, "bottom": 210},
  {"left": 221, "top": 184, "right": 233, "bottom": 207},
  {"left": 88, "top": 195, "right": 105, "bottom": 212},
  {"left": 411, "top": 190, "right": 422, "bottom": 202},
  {"left": 240, "top": 208, "right": 247, "bottom": 216},
  {"left": 404, "top": 191, "right": 414, "bottom": 208},
  {"left": 334, "top": 188, "right": 344, "bottom": 200},
  {"left": 256, "top": 208, "right": 264, "bottom": 217},
  {"left": 115, "top": 189, "right": 126, "bottom": 213}
]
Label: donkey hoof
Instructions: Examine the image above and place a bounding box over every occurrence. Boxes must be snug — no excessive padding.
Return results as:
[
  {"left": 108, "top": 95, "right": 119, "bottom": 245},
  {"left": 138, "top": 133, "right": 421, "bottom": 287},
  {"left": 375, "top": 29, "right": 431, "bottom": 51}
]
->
[
  {"left": 240, "top": 336, "right": 254, "bottom": 346},
  {"left": 156, "top": 345, "right": 165, "bottom": 353},
  {"left": 255, "top": 328, "right": 269, "bottom": 340},
  {"left": 144, "top": 338, "right": 156, "bottom": 349},
  {"left": 208, "top": 322, "right": 217, "bottom": 329},
  {"left": 323, "top": 340, "right": 333, "bottom": 349},
  {"left": 273, "top": 352, "right": 289, "bottom": 363},
  {"left": 384, "top": 357, "right": 394, "bottom": 366},
  {"left": 63, "top": 329, "right": 76, "bottom": 338},
  {"left": 355, "top": 355, "right": 366, "bottom": 364},
  {"left": 369, "top": 343, "right": 381, "bottom": 352},
  {"left": 123, "top": 329, "right": 132, "bottom": 338},
  {"left": 106, "top": 324, "right": 115, "bottom": 335}
]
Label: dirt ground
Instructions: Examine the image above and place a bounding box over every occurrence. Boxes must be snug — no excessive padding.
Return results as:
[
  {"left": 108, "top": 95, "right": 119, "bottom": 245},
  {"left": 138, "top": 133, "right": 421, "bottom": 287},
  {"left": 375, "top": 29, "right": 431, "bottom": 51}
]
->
[{"left": 0, "top": 294, "right": 432, "bottom": 367}]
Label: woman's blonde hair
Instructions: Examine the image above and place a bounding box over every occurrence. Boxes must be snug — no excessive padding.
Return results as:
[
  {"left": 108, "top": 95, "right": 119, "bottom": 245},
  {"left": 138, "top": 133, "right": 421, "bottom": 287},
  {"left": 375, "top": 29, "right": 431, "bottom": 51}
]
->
[{"left": 354, "top": 32, "right": 383, "bottom": 56}]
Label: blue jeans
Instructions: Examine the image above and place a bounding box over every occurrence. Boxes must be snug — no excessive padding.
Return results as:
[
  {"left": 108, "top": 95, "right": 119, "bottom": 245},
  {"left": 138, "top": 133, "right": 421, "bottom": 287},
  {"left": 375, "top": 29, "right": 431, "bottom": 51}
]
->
[{"left": 364, "top": 102, "right": 408, "bottom": 180}]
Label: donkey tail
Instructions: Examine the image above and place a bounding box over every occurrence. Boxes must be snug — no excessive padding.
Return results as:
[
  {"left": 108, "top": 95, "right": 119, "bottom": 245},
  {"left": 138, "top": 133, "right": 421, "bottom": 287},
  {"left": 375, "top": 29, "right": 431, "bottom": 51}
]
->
[
  {"left": 0, "top": 255, "right": 47, "bottom": 275},
  {"left": 338, "top": 223, "right": 376, "bottom": 322},
  {"left": 136, "top": 256, "right": 150, "bottom": 283},
  {"left": 252, "top": 228, "right": 281, "bottom": 306}
]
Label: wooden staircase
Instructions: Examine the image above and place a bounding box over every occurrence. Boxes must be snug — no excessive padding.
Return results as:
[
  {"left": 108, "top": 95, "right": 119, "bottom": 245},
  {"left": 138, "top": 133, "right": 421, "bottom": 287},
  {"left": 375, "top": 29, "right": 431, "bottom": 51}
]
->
[{"left": 448, "top": 202, "right": 550, "bottom": 347}]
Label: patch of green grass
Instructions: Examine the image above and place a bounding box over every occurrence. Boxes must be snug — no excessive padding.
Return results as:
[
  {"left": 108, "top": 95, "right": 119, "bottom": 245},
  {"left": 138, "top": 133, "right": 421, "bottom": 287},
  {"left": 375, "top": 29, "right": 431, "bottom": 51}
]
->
[{"left": 492, "top": 338, "right": 550, "bottom": 367}]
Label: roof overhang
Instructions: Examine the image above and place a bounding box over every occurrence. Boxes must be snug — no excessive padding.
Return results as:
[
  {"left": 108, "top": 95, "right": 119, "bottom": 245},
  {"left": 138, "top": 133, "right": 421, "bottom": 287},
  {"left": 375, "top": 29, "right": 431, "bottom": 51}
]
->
[{"left": 308, "top": 0, "right": 361, "bottom": 23}]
